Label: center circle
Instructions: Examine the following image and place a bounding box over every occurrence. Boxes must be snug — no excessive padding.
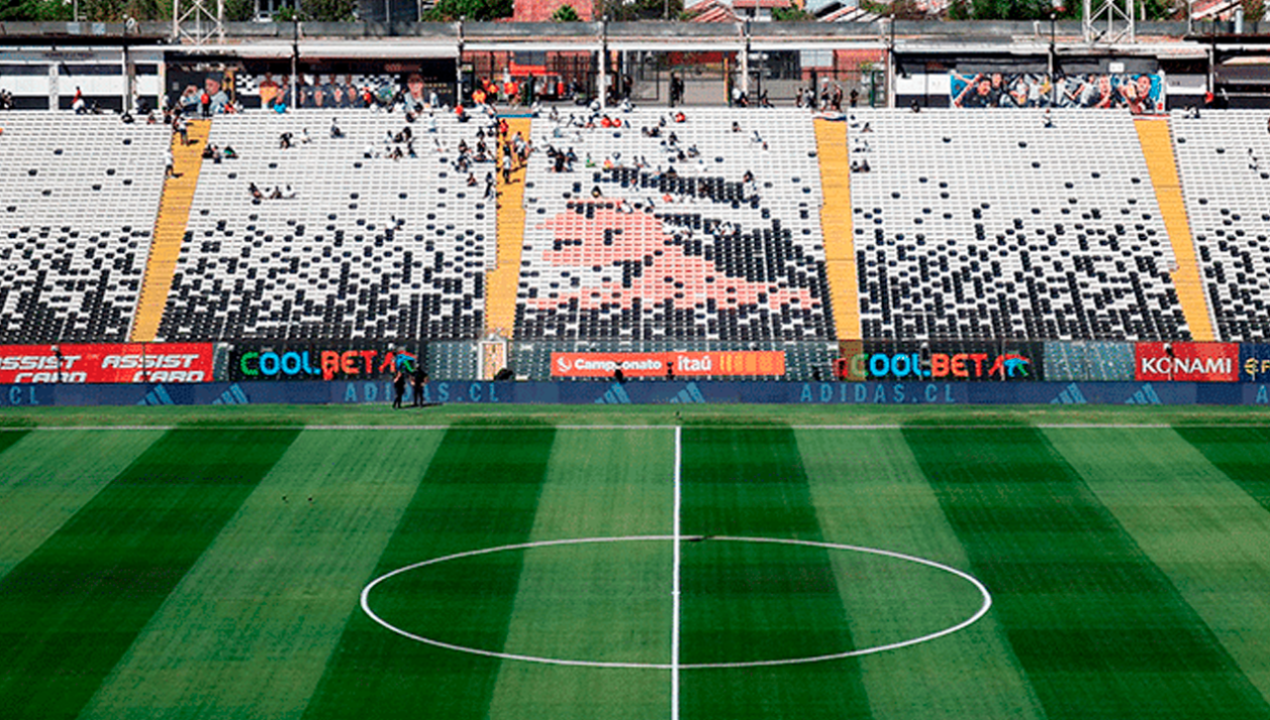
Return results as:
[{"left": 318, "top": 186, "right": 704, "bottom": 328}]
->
[{"left": 360, "top": 536, "right": 992, "bottom": 669}]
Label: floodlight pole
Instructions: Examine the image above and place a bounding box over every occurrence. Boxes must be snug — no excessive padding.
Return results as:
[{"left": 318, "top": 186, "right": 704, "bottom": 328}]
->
[{"left": 598, "top": 16, "right": 608, "bottom": 111}]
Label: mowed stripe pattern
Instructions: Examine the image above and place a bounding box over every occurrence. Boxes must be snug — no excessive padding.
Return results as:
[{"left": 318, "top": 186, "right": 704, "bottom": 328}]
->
[
  {"left": 679, "top": 428, "right": 874, "bottom": 720},
  {"left": 0, "top": 424, "right": 1268, "bottom": 720},
  {"left": 302, "top": 427, "right": 556, "bottom": 720},
  {"left": 0, "top": 428, "right": 301, "bottom": 720},
  {"left": 903, "top": 427, "right": 1270, "bottom": 720}
]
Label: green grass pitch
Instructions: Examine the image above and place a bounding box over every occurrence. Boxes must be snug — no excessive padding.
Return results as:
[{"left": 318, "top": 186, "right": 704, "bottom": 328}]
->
[{"left": 1, "top": 405, "right": 1270, "bottom": 719}]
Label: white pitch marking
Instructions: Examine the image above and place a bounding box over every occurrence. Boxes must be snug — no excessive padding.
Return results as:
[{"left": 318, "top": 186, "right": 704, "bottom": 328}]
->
[
  {"left": 359, "top": 535, "right": 993, "bottom": 670},
  {"left": 12, "top": 422, "right": 1255, "bottom": 433},
  {"left": 672, "top": 426, "right": 683, "bottom": 720}
]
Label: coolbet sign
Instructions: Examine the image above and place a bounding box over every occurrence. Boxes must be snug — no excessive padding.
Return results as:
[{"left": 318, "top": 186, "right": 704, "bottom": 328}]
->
[
  {"left": 551, "top": 351, "right": 786, "bottom": 378},
  {"left": 834, "top": 341, "right": 1043, "bottom": 381},
  {"left": 231, "top": 346, "right": 419, "bottom": 381},
  {"left": 0, "top": 343, "right": 213, "bottom": 383},
  {"left": 1135, "top": 343, "right": 1238, "bottom": 382}
]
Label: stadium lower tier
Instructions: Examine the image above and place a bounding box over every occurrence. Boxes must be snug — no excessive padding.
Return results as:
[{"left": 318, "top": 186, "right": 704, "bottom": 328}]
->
[{"left": 5, "top": 108, "right": 1270, "bottom": 344}]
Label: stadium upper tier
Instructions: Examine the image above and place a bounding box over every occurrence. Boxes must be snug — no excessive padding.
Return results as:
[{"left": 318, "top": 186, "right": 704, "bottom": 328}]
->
[
  {"left": 0, "top": 113, "right": 168, "bottom": 343},
  {"left": 1170, "top": 110, "right": 1270, "bottom": 343},
  {"left": 156, "top": 110, "right": 494, "bottom": 342},
  {"left": 513, "top": 108, "right": 835, "bottom": 342},
  {"left": 6, "top": 106, "right": 1270, "bottom": 346},
  {"left": 847, "top": 108, "right": 1190, "bottom": 342}
]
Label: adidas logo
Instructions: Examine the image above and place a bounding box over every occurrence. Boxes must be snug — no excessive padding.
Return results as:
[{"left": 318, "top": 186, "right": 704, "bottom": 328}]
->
[
  {"left": 211, "top": 384, "right": 249, "bottom": 405},
  {"left": 669, "top": 382, "right": 705, "bottom": 404},
  {"left": 137, "top": 385, "right": 174, "bottom": 406},
  {"left": 594, "top": 383, "right": 632, "bottom": 404},
  {"left": 1125, "top": 383, "right": 1162, "bottom": 405},
  {"left": 1050, "top": 382, "right": 1087, "bottom": 405}
]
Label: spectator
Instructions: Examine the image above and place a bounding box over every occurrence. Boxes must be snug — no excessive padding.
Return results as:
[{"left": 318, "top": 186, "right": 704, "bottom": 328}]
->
[
  {"left": 330, "top": 117, "right": 344, "bottom": 138},
  {"left": 173, "top": 115, "right": 189, "bottom": 146},
  {"left": 164, "top": 147, "right": 175, "bottom": 178},
  {"left": 72, "top": 87, "right": 86, "bottom": 114},
  {"left": 279, "top": 132, "right": 292, "bottom": 150}
]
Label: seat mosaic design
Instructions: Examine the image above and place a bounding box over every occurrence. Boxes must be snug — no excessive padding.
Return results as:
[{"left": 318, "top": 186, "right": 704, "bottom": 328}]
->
[
  {"left": 0, "top": 113, "right": 167, "bottom": 342},
  {"left": 514, "top": 109, "right": 834, "bottom": 341},
  {"left": 1170, "top": 109, "right": 1270, "bottom": 341},
  {"left": 157, "top": 110, "right": 494, "bottom": 341},
  {"left": 848, "top": 109, "right": 1189, "bottom": 341}
]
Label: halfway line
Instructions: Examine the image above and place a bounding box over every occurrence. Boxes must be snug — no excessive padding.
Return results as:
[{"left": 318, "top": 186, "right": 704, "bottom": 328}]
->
[{"left": 672, "top": 425, "right": 682, "bottom": 720}]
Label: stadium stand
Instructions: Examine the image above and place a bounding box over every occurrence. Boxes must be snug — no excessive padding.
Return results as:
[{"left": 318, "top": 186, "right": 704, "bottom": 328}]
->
[
  {"left": 133, "top": 119, "right": 211, "bottom": 342},
  {"left": 513, "top": 108, "right": 835, "bottom": 341},
  {"left": 1170, "top": 109, "right": 1270, "bottom": 341},
  {"left": 485, "top": 117, "right": 532, "bottom": 338},
  {"left": 0, "top": 113, "right": 168, "bottom": 342},
  {"left": 847, "top": 108, "right": 1190, "bottom": 341},
  {"left": 155, "top": 109, "right": 496, "bottom": 342}
]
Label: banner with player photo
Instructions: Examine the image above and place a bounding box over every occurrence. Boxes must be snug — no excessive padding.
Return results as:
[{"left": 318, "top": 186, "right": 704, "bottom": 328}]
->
[
  {"left": 950, "top": 72, "right": 1164, "bottom": 111},
  {"left": 234, "top": 59, "right": 457, "bottom": 111}
]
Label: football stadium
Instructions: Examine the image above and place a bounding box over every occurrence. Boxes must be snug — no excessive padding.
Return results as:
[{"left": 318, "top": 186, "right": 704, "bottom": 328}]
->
[{"left": 3, "top": 4, "right": 1270, "bottom": 718}]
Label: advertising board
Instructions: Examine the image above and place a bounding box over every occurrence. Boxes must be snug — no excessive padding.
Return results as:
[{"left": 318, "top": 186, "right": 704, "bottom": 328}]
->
[
  {"left": 551, "top": 351, "right": 786, "bottom": 378},
  {"left": 0, "top": 343, "right": 213, "bottom": 384},
  {"left": 1134, "top": 342, "right": 1238, "bottom": 382}
]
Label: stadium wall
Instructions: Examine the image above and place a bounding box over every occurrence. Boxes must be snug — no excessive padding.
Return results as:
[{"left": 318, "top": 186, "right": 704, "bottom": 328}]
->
[{"left": 2, "top": 380, "right": 1269, "bottom": 407}]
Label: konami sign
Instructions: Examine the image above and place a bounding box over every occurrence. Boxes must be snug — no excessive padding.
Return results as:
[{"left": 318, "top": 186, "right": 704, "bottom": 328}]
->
[
  {"left": 1135, "top": 342, "right": 1238, "bottom": 382},
  {"left": 552, "top": 351, "right": 786, "bottom": 378}
]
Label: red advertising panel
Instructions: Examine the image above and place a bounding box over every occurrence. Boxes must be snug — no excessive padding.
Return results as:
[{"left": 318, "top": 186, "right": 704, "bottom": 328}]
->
[
  {"left": 552, "top": 351, "right": 786, "bottom": 378},
  {"left": 0, "top": 343, "right": 214, "bottom": 384},
  {"left": 1135, "top": 342, "right": 1238, "bottom": 382}
]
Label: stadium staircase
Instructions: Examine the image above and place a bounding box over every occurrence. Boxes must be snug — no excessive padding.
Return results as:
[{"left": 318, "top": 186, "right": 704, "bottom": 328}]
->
[
  {"left": 814, "top": 118, "right": 861, "bottom": 340},
  {"left": 131, "top": 119, "right": 209, "bottom": 342},
  {"left": 1134, "top": 117, "right": 1215, "bottom": 341},
  {"left": 485, "top": 117, "right": 531, "bottom": 338}
]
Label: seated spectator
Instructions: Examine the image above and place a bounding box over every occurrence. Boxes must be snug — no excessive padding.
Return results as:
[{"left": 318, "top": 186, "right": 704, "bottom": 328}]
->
[
  {"left": 330, "top": 118, "right": 344, "bottom": 138},
  {"left": 279, "top": 132, "right": 292, "bottom": 149},
  {"left": 467, "top": 172, "right": 478, "bottom": 186},
  {"left": 248, "top": 182, "right": 263, "bottom": 199},
  {"left": 280, "top": 184, "right": 297, "bottom": 199},
  {"left": 732, "top": 121, "right": 742, "bottom": 132},
  {"left": 223, "top": 145, "right": 237, "bottom": 159}
]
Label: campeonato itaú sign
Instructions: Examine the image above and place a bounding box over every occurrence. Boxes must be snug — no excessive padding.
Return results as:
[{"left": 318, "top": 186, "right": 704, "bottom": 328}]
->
[{"left": 551, "top": 351, "right": 786, "bottom": 378}]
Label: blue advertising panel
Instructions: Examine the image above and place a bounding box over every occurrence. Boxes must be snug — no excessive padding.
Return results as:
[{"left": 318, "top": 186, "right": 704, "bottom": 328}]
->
[{"left": 0, "top": 380, "right": 1260, "bottom": 407}]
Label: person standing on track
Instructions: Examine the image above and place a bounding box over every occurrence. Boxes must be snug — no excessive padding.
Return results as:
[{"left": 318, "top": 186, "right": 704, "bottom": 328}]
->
[
  {"left": 411, "top": 366, "right": 428, "bottom": 407},
  {"left": 392, "top": 369, "right": 406, "bottom": 409}
]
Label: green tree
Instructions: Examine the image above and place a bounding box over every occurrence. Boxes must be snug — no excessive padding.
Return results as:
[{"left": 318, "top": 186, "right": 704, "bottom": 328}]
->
[
  {"left": 595, "top": 0, "right": 682, "bottom": 20},
  {"left": 772, "top": 4, "right": 815, "bottom": 20},
  {"left": 551, "top": 3, "right": 580, "bottom": 20},
  {"left": 424, "top": 0, "right": 514, "bottom": 21},
  {"left": 301, "top": 0, "right": 357, "bottom": 21},
  {"left": 0, "top": 0, "right": 71, "bottom": 20}
]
